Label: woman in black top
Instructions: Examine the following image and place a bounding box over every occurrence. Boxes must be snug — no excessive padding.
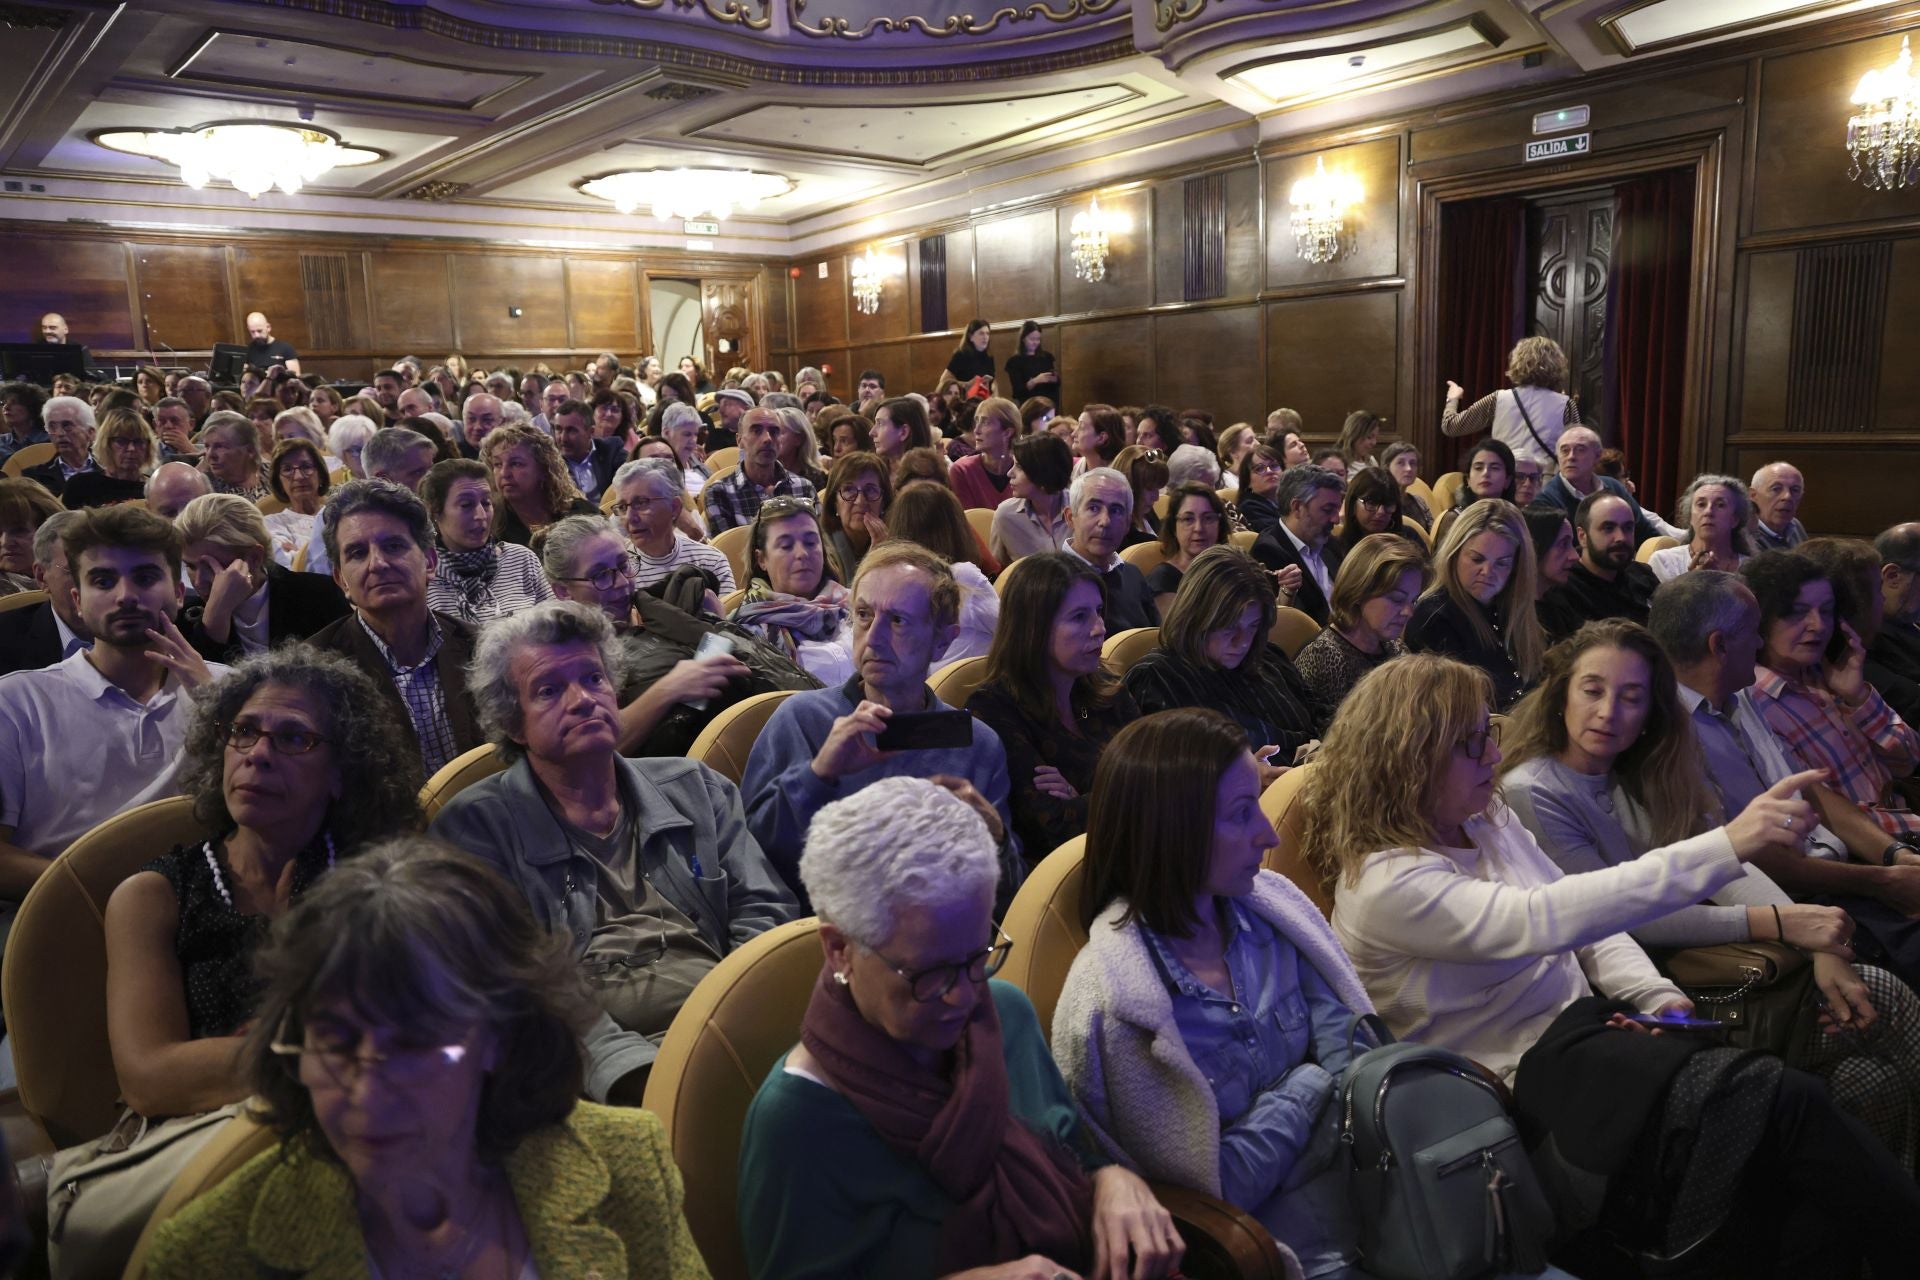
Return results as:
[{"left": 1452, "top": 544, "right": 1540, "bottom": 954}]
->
[
  {"left": 1330, "top": 464, "right": 1411, "bottom": 559},
  {"left": 64, "top": 406, "right": 159, "bottom": 509},
  {"left": 1233, "top": 444, "right": 1286, "bottom": 534},
  {"left": 1005, "top": 320, "right": 1059, "bottom": 404},
  {"left": 1403, "top": 497, "right": 1543, "bottom": 709},
  {"left": 945, "top": 318, "right": 996, "bottom": 391},
  {"left": 965, "top": 553, "right": 1137, "bottom": 862},
  {"left": 1144, "top": 481, "right": 1226, "bottom": 614}
]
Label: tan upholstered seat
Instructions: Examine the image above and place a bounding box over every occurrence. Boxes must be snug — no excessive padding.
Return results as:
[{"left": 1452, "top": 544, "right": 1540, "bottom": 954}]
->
[
  {"left": 1406, "top": 476, "right": 1436, "bottom": 511},
  {"left": 996, "top": 835, "right": 1087, "bottom": 1037},
  {"left": 1636, "top": 534, "right": 1681, "bottom": 563},
  {"left": 0, "top": 590, "right": 47, "bottom": 614},
  {"left": 1228, "top": 530, "right": 1258, "bottom": 551},
  {"left": 1430, "top": 507, "right": 1460, "bottom": 551},
  {"left": 963, "top": 506, "right": 996, "bottom": 548},
  {"left": 686, "top": 689, "right": 797, "bottom": 786},
  {"left": 717, "top": 587, "right": 747, "bottom": 616},
  {"left": 711, "top": 524, "right": 753, "bottom": 589},
  {"left": 418, "top": 742, "right": 508, "bottom": 821},
  {"left": 254, "top": 495, "right": 285, "bottom": 516},
  {"left": 642, "top": 917, "right": 825, "bottom": 1280},
  {"left": 0, "top": 443, "right": 55, "bottom": 478},
  {"left": 928, "top": 655, "right": 991, "bottom": 710},
  {"left": 994, "top": 557, "right": 1025, "bottom": 594},
  {"left": 4, "top": 797, "right": 214, "bottom": 1149},
  {"left": 1119, "top": 540, "right": 1169, "bottom": 576},
  {"left": 1101, "top": 626, "right": 1160, "bottom": 675},
  {"left": 1269, "top": 606, "right": 1322, "bottom": 661},
  {"left": 1399, "top": 517, "right": 1431, "bottom": 550},
  {"left": 1430, "top": 470, "right": 1465, "bottom": 512},
  {"left": 698, "top": 465, "right": 739, "bottom": 506},
  {"left": 1260, "top": 762, "right": 1331, "bottom": 918},
  {"left": 124, "top": 1109, "right": 277, "bottom": 1278},
  {"left": 705, "top": 446, "right": 740, "bottom": 474}
]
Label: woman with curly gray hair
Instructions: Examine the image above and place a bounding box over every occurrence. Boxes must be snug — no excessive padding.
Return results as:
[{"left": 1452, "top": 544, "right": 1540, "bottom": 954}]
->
[{"left": 1646, "top": 473, "right": 1755, "bottom": 583}]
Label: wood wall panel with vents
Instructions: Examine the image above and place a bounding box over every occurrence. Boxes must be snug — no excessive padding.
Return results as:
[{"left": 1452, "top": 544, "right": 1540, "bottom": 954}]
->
[
  {"left": 566, "top": 259, "right": 641, "bottom": 353},
  {"left": 0, "top": 237, "right": 138, "bottom": 351},
  {"left": 1783, "top": 239, "right": 1890, "bottom": 435},
  {"left": 1152, "top": 178, "right": 1187, "bottom": 308},
  {"left": 794, "top": 257, "right": 848, "bottom": 349},
  {"left": 132, "top": 244, "right": 232, "bottom": 354},
  {"left": 1877, "top": 238, "right": 1920, "bottom": 431}
]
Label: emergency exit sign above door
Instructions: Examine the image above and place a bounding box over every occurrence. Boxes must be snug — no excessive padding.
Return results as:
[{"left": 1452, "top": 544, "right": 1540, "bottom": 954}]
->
[{"left": 1525, "top": 133, "right": 1591, "bottom": 163}]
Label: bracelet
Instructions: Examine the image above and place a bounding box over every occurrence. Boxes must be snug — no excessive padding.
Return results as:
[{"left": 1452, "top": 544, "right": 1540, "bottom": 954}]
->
[{"left": 1772, "top": 904, "right": 1784, "bottom": 942}]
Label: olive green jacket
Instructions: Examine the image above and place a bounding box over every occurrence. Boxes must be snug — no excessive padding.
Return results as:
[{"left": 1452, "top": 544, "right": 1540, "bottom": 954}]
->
[{"left": 145, "top": 1103, "right": 711, "bottom": 1279}]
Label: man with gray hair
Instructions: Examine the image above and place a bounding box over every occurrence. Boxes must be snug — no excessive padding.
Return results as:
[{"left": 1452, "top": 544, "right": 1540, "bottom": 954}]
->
[
  {"left": 1539, "top": 425, "right": 1682, "bottom": 543},
  {"left": 362, "top": 426, "right": 436, "bottom": 493},
  {"left": 1870, "top": 523, "right": 1920, "bottom": 723},
  {"left": 1750, "top": 461, "right": 1809, "bottom": 552},
  {"left": 431, "top": 598, "right": 797, "bottom": 1101},
  {"left": 174, "top": 376, "right": 212, "bottom": 426},
  {"left": 395, "top": 384, "right": 437, "bottom": 420},
  {"left": 1064, "top": 466, "right": 1160, "bottom": 631},
  {"left": 152, "top": 396, "right": 200, "bottom": 463},
  {"left": 591, "top": 352, "right": 621, "bottom": 391},
  {"left": 1251, "top": 463, "right": 1346, "bottom": 625},
  {"left": 144, "top": 462, "right": 211, "bottom": 521},
  {"left": 22, "top": 395, "right": 96, "bottom": 496},
  {"left": 612, "top": 458, "right": 735, "bottom": 593},
  {"left": 1164, "top": 443, "right": 1221, "bottom": 491},
  {"left": 0, "top": 509, "right": 88, "bottom": 674}
]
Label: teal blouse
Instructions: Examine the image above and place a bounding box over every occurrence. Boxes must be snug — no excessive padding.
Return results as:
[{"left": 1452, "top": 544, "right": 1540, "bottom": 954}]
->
[{"left": 736, "top": 981, "right": 1104, "bottom": 1280}]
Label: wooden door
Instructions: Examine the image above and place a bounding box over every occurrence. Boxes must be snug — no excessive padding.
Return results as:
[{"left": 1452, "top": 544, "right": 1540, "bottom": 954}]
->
[
  {"left": 1527, "top": 188, "right": 1614, "bottom": 425},
  {"left": 701, "top": 277, "right": 757, "bottom": 376}
]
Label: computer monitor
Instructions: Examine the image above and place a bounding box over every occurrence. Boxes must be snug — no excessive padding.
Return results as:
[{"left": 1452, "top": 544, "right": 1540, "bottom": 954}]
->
[
  {"left": 209, "top": 343, "right": 251, "bottom": 385},
  {"left": 0, "top": 343, "right": 89, "bottom": 386}
]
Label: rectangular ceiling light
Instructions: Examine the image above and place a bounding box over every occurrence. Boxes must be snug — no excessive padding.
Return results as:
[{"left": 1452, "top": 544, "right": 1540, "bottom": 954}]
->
[
  {"left": 1610, "top": 0, "right": 1859, "bottom": 53},
  {"left": 1228, "top": 25, "right": 1491, "bottom": 107}
]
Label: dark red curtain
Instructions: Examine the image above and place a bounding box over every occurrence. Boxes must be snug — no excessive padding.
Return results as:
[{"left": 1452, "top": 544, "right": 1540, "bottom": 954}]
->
[
  {"left": 1606, "top": 168, "right": 1694, "bottom": 518},
  {"left": 1434, "top": 197, "right": 1527, "bottom": 472}
]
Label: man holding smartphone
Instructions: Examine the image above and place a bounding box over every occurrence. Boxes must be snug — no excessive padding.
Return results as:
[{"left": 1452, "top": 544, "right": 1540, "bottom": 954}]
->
[{"left": 741, "top": 542, "right": 1024, "bottom": 909}]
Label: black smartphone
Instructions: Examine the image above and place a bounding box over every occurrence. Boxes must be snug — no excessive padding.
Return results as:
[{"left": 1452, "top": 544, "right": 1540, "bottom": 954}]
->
[
  {"left": 1826, "top": 620, "right": 1851, "bottom": 665},
  {"left": 875, "top": 709, "right": 974, "bottom": 752}
]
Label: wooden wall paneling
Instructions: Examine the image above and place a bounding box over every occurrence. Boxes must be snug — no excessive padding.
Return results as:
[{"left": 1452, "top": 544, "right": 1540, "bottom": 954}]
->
[
  {"left": 1182, "top": 173, "right": 1228, "bottom": 303},
  {"left": 132, "top": 243, "right": 234, "bottom": 353},
  {"left": 453, "top": 254, "right": 569, "bottom": 353},
  {"left": 1264, "top": 137, "right": 1402, "bottom": 290},
  {"left": 229, "top": 248, "right": 313, "bottom": 351},
  {"left": 1154, "top": 306, "right": 1265, "bottom": 428},
  {"left": 1736, "top": 251, "right": 1796, "bottom": 434},
  {"left": 1783, "top": 239, "right": 1891, "bottom": 434},
  {"left": 904, "top": 239, "right": 923, "bottom": 337},
  {"left": 1225, "top": 165, "right": 1263, "bottom": 300},
  {"left": 850, "top": 344, "right": 913, "bottom": 404},
  {"left": 301, "top": 253, "right": 368, "bottom": 353},
  {"left": 910, "top": 334, "right": 959, "bottom": 396},
  {"left": 793, "top": 348, "right": 849, "bottom": 397},
  {"left": 974, "top": 211, "right": 1056, "bottom": 324},
  {"left": 1058, "top": 316, "right": 1154, "bottom": 408},
  {"left": 1057, "top": 188, "right": 1150, "bottom": 317},
  {"left": 1730, "top": 445, "right": 1907, "bottom": 536},
  {"left": 567, "top": 258, "right": 641, "bottom": 354},
  {"left": 766, "top": 265, "right": 793, "bottom": 357},
  {"left": 848, "top": 244, "right": 912, "bottom": 347},
  {"left": 1152, "top": 179, "right": 1187, "bottom": 307},
  {"left": 1877, "top": 238, "right": 1920, "bottom": 431},
  {"left": 944, "top": 229, "right": 976, "bottom": 334},
  {"left": 367, "top": 251, "right": 455, "bottom": 354},
  {"left": 0, "top": 237, "right": 138, "bottom": 350},
  {"left": 794, "top": 255, "right": 849, "bottom": 349},
  {"left": 1265, "top": 291, "right": 1400, "bottom": 438}
]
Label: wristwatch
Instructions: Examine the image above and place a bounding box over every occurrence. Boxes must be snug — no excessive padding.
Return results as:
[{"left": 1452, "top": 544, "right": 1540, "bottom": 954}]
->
[{"left": 1880, "top": 839, "right": 1918, "bottom": 866}]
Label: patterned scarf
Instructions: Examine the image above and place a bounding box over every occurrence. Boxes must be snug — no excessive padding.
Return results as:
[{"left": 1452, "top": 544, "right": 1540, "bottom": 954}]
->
[
  {"left": 437, "top": 542, "right": 502, "bottom": 624},
  {"left": 732, "top": 579, "right": 850, "bottom": 661}
]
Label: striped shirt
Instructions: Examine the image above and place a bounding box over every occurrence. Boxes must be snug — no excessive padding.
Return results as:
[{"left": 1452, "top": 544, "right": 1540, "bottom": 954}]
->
[
  {"left": 425, "top": 542, "right": 555, "bottom": 626},
  {"left": 631, "top": 531, "right": 736, "bottom": 594},
  {"left": 1749, "top": 665, "right": 1920, "bottom": 836}
]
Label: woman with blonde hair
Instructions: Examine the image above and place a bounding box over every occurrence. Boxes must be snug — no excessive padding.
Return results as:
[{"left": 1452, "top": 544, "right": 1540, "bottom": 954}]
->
[
  {"left": 1442, "top": 336, "right": 1579, "bottom": 471},
  {"left": 948, "top": 396, "right": 1019, "bottom": 511},
  {"left": 306, "top": 384, "right": 345, "bottom": 427},
  {"left": 1335, "top": 410, "right": 1383, "bottom": 472},
  {"left": 1405, "top": 498, "right": 1542, "bottom": 708},
  {"left": 1111, "top": 444, "right": 1168, "bottom": 548},
  {"left": 63, "top": 407, "right": 160, "bottom": 508},
  {"left": 1214, "top": 423, "right": 1256, "bottom": 493},
  {"left": 480, "top": 425, "right": 598, "bottom": 546},
  {"left": 773, "top": 405, "right": 827, "bottom": 490},
  {"left": 1293, "top": 531, "right": 1428, "bottom": 714},
  {"left": 1304, "top": 652, "right": 1920, "bottom": 1276}
]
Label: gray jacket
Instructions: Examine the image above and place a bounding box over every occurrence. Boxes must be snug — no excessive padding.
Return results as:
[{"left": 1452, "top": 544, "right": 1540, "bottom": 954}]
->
[{"left": 430, "top": 752, "right": 799, "bottom": 1098}]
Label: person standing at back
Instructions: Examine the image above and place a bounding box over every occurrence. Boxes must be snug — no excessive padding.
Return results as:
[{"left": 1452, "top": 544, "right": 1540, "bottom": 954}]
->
[{"left": 1441, "top": 336, "right": 1577, "bottom": 472}]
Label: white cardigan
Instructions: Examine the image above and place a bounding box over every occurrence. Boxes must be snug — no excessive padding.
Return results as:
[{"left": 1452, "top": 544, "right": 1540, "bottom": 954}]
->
[{"left": 1331, "top": 803, "right": 1743, "bottom": 1081}]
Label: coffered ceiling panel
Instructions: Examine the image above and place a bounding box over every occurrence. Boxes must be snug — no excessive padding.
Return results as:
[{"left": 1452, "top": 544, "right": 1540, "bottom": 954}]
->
[
  {"left": 483, "top": 141, "right": 893, "bottom": 218},
  {"left": 169, "top": 32, "right": 533, "bottom": 110}
]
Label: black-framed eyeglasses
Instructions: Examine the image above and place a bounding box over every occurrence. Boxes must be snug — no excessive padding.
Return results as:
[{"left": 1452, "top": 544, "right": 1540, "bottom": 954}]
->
[
  {"left": 611, "top": 495, "right": 677, "bottom": 518},
  {"left": 1356, "top": 495, "right": 1395, "bottom": 511},
  {"left": 223, "top": 721, "right": 331, "bottom": 755},
  {"left": 1457, "top": 720, "right": 1503, "bottom": 762},
  {"left": 838, "top": 484, "right": 884, "bottom": 503},
  {"left": 875, "top": 925, "right": 1015, "bottom": 1003},
  {"left": 268, "top": 1013, "right": 472, "bottom": 1091},
  {"left": 556, "top": 560, "right": 634, "bottom": 592}
]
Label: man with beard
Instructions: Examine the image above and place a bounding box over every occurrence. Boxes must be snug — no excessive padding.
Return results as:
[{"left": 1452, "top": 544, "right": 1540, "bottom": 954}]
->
[
  {"left": 0, "top": 506, "right": 225, "bottom": 910},
  {"left": 242, "top": 312, "right": 300, "bottom": 376},
  {"left": 704, "top": 407, "right": 814, "bottom": 532},
  {"left": 1537, "top": 490, "right": 1660, "bottom": 640},
  {"left": 370, "top": 369, "right": 405, "bottom": 416}
]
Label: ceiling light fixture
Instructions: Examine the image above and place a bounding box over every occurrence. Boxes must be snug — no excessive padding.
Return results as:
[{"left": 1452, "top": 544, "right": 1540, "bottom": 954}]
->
[
  {"left": 1847, "top": 35, "right": 1920, "bottom": 192},
  {"left": 580, "top": 168, "right": 793, "bottom": 222},
  {"left": 1288, "top": 155, "right": 1362, "bottom": 264},
  {"left": 94, "top": 123, "right": 380, "bottom": 198},
  {"left": 850, "top": 245, "right": 884, "bottom": 315},
  {"left": 1070, "top": 198, "right": 1113, "bottom": 282}
]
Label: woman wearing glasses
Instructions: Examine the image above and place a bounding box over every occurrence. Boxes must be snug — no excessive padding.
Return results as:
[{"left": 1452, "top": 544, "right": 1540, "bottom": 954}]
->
[
  {"left": 1145, "top": 482, "right": 1228, "bottom": 617},
  {"left": 83, "top": 649, "right": 421, "bottom": 1278},
  {"left": 422, "top": 459, "right": 554, "bottom": 626},
  {"left": 143, "top": 837, "right": 712, "bottom": 1280},
  {"left": 821, "top": 450, "right": 893, "bottom": 582},
  {"left": 1232, "top": 444, "right": 1287, "bottom": 536},
  {"left": 611, "top": 458, "right": 736, "bottom": 595},
  {"left": 739, "top": 776, "right": 1182, "bottom": 1280}
]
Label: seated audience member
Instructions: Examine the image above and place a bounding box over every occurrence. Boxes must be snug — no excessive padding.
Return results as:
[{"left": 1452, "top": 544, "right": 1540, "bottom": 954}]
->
[
  {"left": 460, "top": 391, "right": 505, "bottom": 457},
  {"left": 1649, "top": 473, "right": 1754, "bottom": 583},
  {"left": 179, "top": 495, "right": 349, "bottom": 662},
  {"left": 0, "top": 479, "right": 58, "bottom": 597},
  {"left": 0, "top": 383, "right": 48, "bottom": 462},
  {"left": 1165, "top": 443, "right": 1222, "bottom": 496},
  {"left": 198, "top": 413, "right": 269, "bottom": 502},
  {"left": 1268, "top": 422, "right": 1310, "bottom": 468},
  {"left": 890, "top": 445, "right": 950, "bottom": 495},
  {"left": 1539, "top": 425, "right": 1683, "bottom": 543},
  {"left": 421, "top": 459, "right": 552, "bottom": 625},
  {"left": 1336, "top": 409, "right": 1381, "bottom": 472},
  {"left": 153, "top": 396, "right": 200, "bottom": 464},
  {"left": 81, "top": 649, "right": 420, "bottom": 1276},
  {"left": 1251, "top": 464, "right": 1346, "bottom": 626},
  {"left": 772, "top": 406, "right": 827, "bottom": 492},
  {"left": 708, "top": 386, "right": 751, "bottom": 452},
  {"left": 1448, "top": 439, "right": 1518, "bottom": 526},
  {"left": 738, "top": 776, "right": 1180, "bottom": 1280},
  {"left": 1381, "top": 440, "right": 1432, "bottom": 530},
  {"left": 1056, "top": 709, "right": 1408, "bottom": 1280},
  {"left": 1512, "top": 455, "right": 1546, "bottom": 507},
  {"left": 1126, "top": 546, "right": 1322, "bottom": 761},
  {"left": 481, "top": 425, "right": 598, "bottom": 546},
  {"left": 63, "top": 407, "right": 159, "bottom": 510},
  {"left": 1800, "top": 534, "right": 1920, "bottom": 729},
  {"left": 822, "top": 450, "right": 892, "bottom": 582},
  {"left": 1742, "top": 550, "right": 1920, "bottom": 839},
  {"left": 0, "top": 510, "right": 88, "bottom": 674},
  {"left": 550, "top": 397, "right": 624, "bottom": 502},
  {"left": 989, "top": 431, "right": 1073, "bottom": 564},
  {"left": 1406, "top": 499, "right": 1542, "bottom": 709},
  {"left": 948, "top": 396, "right": 1018, "bottom": 511},
  {"left": 1145, "top": 481, "right": 1227, "bottom": 614},
  {"left": 1751, "top": 461, "right": 1809, "bottom": 552},
  {"left": 431, "top": 600, "right": 797, "bottom": 1098},
  {"left": 1308, "top": 448, "right": 1348, "bottom": 481},
  {"left": 1065, "top": 466, "right": 1161, "bottom": 631},
  {"left": 658, "top": 403, "right": 710, "bottom": 499},
  {"left": 1233, "top": 444, "right": 1287, "bottom": 536},
  {"left": 145, "top": 462, "right": 212, "bottom": 522},
  {"left": 262, "top": 440, "right": 329, "bottom": 568},
  {"left": 143, "top": 838, "right": 710, "bottom": 1279},
  {"left": 1294, "top": 532, "right": 1427, "bottom": 719},
  {"left": 871, "top": 396, "right": 933, "bottom": 467},
  {"left": 24, "top": 396, "right": 96, "bottom": 497},
  {"left": 310, "top": 479, "right": 483, "bottom": 777},
  {"left": 0, "top": 506, "right": 223, "bottom": 901},
  {"left": 327, "top": 413, "right": 375, "bottom": 480},
  {"left": 964, "top": 554, "right": 1137, "bottom": 859},
  {"left": 270, "top": 407, "right": 332, "bottom": 462},
  {"left": 885, "top": 483, "right": 1000, "bottom": 661},
  {"left": 1110, "top": 445, "right": 1168, "bottom": 548},
  {"left": 1307, "top": 653, "right": 1920, "bottom": 1276},
  {"left": 611, "top": 458, "right": 734, "bottom": 595},
  {"left": 1871, "top": 523, "right": 1920, "bottom": 722},
  {"left": 1524, "top": 504, "right": 1579, "bottom": 623},
  {"left": 1331, "top": 465, "right": 1408, "bottom": 559},
  {"left": 1501, "top": 619, "right": 1920, "bottom": 1159},
  {"left": 707, "top": 407, "right": 816, "bottom": 533},
  {"left": 361, "top": 426, "right": 436, "bottom": 494},
  {"left": 1071, "top": 403, "right": 1126, "bottom": 478},
  {"left": 730, "top": 496, "right": 854, "bottom": 684},
  {"left": 741, "top": 542, "right": 1023, "bottom": 903},
  {"left": 1132, "top": 405, "right": 1175, "bottom": 453},
  {"left": 1536, "top": 491, "right": 1659, "bottom": 641},
  {"left": 1215, "top": 422, "right": 1255, "bottom": 492},
  {"left": 825, "top": 410, "right": 872, "bottom": 458}
]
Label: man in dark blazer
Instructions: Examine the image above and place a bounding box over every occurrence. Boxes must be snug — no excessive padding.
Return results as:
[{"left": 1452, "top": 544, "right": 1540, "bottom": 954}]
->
[
  {"left": 1251, "top": 465, "right": 1348, "bottom": 627},
  {"left": 20, "top": 395, "right": 98, "bottom": 498},
  {"left": 176, "top": 494, "right": 350, "bottom": 663},
  {"left": 0, "top": 510, "right": 89, "bottom": 675},
  {"left": 183, "top": 561, "right": 351, "bottom": 662},
  {"left": 552, "top": 399, "right": 625, "bottom": 502}
]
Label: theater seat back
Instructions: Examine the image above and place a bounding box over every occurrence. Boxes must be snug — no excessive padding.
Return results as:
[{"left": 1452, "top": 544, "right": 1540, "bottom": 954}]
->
[
  {"left": 124, "top": 1109, "right": 277, "bottom": 1278},
  {"left": 997, "top": 836, "right": 1089, "bottom": 1038},
  {"left": 687, "top": 689, "right": 796, "bottom": 786},
  {"left": 1260, "top": 763, "right": 1332, "bottom": 918},
  {"left": 418, "top": 743, "right": 508, "bottom": 820}
]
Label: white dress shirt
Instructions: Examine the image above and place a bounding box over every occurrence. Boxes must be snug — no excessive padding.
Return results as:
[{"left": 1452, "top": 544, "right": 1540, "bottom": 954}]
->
[{"left": 1278, "top": 521, "right": 1333, "bottom": 600}]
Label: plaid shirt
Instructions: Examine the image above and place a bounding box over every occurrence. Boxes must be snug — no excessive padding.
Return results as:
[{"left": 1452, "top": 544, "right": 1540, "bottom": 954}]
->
[
  {"left": 1749, "top": 665, "right": 1920, "bottom": 836},
  {"left": 358, "top": 613, "right": 458, "bottom": 777},
  {"left": 703, "top": 463, "right": 814, "bottom": 533}
]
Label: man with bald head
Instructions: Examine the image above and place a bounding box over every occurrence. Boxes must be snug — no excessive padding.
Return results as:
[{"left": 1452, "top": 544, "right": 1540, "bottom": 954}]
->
[
  {"left": 1750, "top": 461, "right": 1808, "bottom": 551},
  {"left": 1537, "top": 424, "right": 1682, "bottom": 544},
  {"left": 145, "top": 462, "right": 212, "bottom": 521},
  {"left": 175, "top": 377, "right": 212, "bottom": 425},
  {"left": 460, "top": 392, "right": 503, "bottom": 458},
  {"left": 37, "top": 313, "right": 67, "bottom": 344},
  {"left": 396, "top": 385, "right": 437, "bottom": 420},
  {"left": 243, "top": 311, "right": 300, "bottom": 376}
]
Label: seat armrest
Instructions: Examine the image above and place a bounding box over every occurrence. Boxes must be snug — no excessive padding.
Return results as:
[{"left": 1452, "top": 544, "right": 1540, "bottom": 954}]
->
[{"left": 1146, "top": 1180, "right": 1297, "bottom": 1280}]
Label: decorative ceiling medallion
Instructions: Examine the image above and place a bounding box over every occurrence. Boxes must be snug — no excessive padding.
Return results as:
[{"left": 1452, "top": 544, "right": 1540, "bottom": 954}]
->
[
  {"left": 589, "top": 0, "right": 772, "bottom": 30},
  {"left": 92, "top": 122, "right": 381, "bottom": 198},
  {"left": 791, "top": 0, "right": 1121, "bottom": 40},
  {"left": 0, "top": 4, "right": 65, "bottom": 31},
  {"left": 402, "top": 180, "right": 469, "bottom": 201},
  {"left": 1153, "top": 0, "right": 1203, "bottom": 33},
  {"left": 645, "top": 82, "right": 723, "bottom": 101}
]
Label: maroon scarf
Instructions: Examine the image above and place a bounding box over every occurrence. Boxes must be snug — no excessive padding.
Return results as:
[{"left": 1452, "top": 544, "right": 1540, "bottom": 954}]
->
[{"left": 799, "top": 963, "right": 1092, "bottom": 1273}]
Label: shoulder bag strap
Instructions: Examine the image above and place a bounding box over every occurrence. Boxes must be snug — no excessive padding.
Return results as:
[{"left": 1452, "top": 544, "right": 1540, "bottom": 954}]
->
[{"left": 1509, "top": 388, "right": 1555, "bottom": 459}]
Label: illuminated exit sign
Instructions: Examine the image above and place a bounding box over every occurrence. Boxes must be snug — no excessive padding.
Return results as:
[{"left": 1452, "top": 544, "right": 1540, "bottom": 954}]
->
[{"left": 1524, "top": 133, "right": 1590, "bottom": 163}]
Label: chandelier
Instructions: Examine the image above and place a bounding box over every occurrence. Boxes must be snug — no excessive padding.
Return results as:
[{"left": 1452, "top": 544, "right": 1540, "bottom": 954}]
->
[
  {"left": 580, "top": 168, "right": 793, "bottom": 221},
  {"left": 1847, "top": 35, "right": 1920, "bottom": 191},
  {"left": 849, "top": 246, "right": 884, "bottom": 315},
  {"left": 1288, "top": 155, "right": 1363, "bottom": 264},
  {"left": 94, "top": 123, "right": 380, "bottom": 198},
  {"left": 1070, "top": 198, "right": 1112, "bottom": 282}
]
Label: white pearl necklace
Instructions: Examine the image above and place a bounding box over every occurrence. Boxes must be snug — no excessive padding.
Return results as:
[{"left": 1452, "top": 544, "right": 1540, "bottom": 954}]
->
[{"left": 202, "top": 832, "right": 337, "bottom": 909}]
